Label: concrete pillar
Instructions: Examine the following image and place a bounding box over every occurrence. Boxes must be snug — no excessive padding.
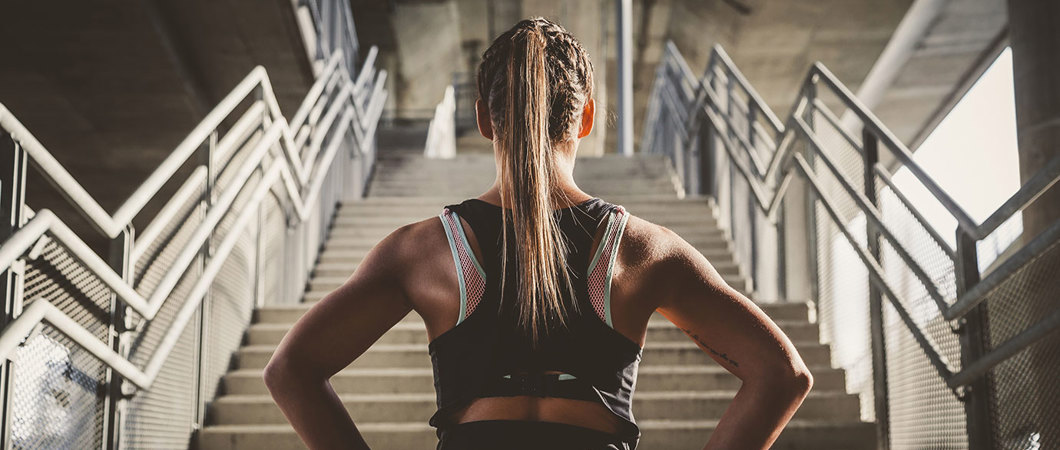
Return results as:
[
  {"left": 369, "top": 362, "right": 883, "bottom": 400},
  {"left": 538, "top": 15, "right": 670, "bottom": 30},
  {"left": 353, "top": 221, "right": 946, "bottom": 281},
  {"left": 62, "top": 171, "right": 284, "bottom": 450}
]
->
[
  {"left": 389, "top": 1, "right": 463, "bottom": 120},
  {"left": 1008, "top": 2, "right": 1060, "bottom": 240},
  {"left": 616, "top": 0, "right": 634, "bottom": 156},
  {"left": 996, "top": 1, "right": 1060, "bottom": 449}
]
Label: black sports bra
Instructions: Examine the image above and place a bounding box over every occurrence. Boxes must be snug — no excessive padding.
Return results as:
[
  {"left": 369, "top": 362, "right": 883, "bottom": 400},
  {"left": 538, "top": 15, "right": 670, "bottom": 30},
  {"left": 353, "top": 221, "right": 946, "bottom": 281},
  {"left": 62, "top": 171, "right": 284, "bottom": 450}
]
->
[{"left": 428, "top": 197, "right": 642, "bottom": 448}]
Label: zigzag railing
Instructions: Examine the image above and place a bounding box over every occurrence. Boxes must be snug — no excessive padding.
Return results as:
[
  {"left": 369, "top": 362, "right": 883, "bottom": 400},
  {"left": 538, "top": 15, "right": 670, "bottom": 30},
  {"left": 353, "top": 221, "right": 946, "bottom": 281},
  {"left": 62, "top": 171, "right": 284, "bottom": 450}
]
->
[
  {"left": 0, "top": 46, "right": 385, "bottom": 448},
  {"left": 644, "top": 41, "right": 1060, "bottom": 448}
]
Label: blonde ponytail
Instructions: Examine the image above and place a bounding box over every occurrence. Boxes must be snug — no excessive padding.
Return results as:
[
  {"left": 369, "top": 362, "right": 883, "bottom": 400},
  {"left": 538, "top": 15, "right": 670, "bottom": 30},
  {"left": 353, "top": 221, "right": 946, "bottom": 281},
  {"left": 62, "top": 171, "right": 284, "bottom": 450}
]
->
[{"left": 478, "top": 18, "right": 595, "bottom": 346}]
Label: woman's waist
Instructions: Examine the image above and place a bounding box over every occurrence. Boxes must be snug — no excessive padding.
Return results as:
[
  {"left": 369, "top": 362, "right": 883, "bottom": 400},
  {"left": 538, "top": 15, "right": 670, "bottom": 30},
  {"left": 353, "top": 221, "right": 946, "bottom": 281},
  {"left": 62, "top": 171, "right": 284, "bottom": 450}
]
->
[{"left": 449, "top": 396, "right": 624, "bottom": 435}]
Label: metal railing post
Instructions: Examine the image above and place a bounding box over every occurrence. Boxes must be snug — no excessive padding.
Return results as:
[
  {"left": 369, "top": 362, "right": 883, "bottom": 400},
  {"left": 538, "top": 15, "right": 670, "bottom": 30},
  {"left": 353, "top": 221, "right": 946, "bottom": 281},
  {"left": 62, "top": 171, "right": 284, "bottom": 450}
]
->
[
  {"left": 862, "top": 128, "right": 890, "bottom": 450},
  {"left": 102, "top": 225, "right": 132, "bottom": 450},
  {"left": 0, "top": 132, "right": 27, "bottom": 450},
  {"left": 698, "top": 113, "right": 716, "bottom": 198},
  {"left": 955, "top": 229, "right": 995, "bottom": 450},
  {"left": 255, "top": 196, "right": 266, "bottom": 309},
  {"left": 802, "top": 76, "right": 821, "bottom": 324},
  {"left": 746, "top": 102, "right": 759, "bottom": 296},
  {"left": 776, "top": 195, "right": 787, "bottom": 301},
  {"left": 194, "top": 130, "right": 218, "bottom": 431}
]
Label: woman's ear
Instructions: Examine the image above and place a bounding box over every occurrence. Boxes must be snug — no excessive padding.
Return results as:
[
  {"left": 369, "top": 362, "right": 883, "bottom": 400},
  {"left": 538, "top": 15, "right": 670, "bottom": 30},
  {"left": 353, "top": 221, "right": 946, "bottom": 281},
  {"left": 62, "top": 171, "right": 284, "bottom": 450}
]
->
[
  {"left": 476, "top": 99, "right": 494, "bottom": 140},
  {"left": 577, "top": 98, "right": 595, "bottom": 139}
]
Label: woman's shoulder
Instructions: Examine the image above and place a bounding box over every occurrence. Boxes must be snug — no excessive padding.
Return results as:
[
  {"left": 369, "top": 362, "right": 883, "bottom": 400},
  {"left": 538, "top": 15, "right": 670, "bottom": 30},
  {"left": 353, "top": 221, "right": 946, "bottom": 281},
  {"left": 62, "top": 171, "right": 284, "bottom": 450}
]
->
[
  {"left": 359, "top": 212, "right": 454, "bottom": 280},
  {"left": 614, "top": 211, "right": 701, "bottom": 309},
  {"left": 617, "top": 212, "right": 683, "bottom": 264}
]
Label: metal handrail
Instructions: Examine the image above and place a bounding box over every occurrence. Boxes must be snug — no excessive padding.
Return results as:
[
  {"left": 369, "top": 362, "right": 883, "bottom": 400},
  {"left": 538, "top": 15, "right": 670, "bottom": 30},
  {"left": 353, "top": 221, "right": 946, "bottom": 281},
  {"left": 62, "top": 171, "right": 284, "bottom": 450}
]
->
[
  {"left": 643, "top": 40, "right": 1060, "bottom": 393},
  {"left": 0, "top": 54, "right": 331, "bottom": 239},
  {"left": 297, "top": 0, "right": 361, "bottom": 78},
  {"left": 0, "top": 48, "right": 387, "bottom": 391},
  {"left": 425, "top": 85, "right": 457, "bottom": 159}
]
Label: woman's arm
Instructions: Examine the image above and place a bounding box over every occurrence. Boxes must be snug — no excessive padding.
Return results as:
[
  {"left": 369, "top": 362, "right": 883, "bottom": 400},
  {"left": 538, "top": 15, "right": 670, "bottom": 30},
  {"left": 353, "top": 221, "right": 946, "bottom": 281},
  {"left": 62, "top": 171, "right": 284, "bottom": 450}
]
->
[
  {"left": 650, "top": 226, "right": 813, "bottom": 450},
  {"left": 262, "top": 224, "right": 416, "bottom": 450}
]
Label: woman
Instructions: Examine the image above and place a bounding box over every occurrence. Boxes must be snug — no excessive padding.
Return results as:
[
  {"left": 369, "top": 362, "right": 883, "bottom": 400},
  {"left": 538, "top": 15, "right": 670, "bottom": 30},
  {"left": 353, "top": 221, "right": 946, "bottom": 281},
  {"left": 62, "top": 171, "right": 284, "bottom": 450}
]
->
[{"left": 263, "top": 17, "right": 812, "bottom": 450}]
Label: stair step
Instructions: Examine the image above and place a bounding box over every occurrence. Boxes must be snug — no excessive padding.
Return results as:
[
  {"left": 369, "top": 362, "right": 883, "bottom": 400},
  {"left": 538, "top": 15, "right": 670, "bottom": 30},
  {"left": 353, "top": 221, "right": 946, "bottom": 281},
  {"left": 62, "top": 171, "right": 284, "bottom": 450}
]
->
[
  {"left": 338, "top": 194, "right": 706, "bottom": 208},
  {"left": 330, "top": 203, "right": 716, "bottom": 219},
  {"left": 223, "top": 364, "right": 846, "bottom": 396},
  {"left": 325, "top": 222, "right": 728, "bottom": 238},
  {"left": 304, "top": 269, "right": 748, "bottom": 293},
  {"left": 199, "top": 419, "right": 875, "bottom": 450},
  {"left": 322, "top": 240, "right": 735, "bottom": 258},
  {"left": 319, "top": 235, "right": 735, "bottom": 257},
  {"left": 316, "top": 246, "right": 737, "bottom": 265},
  {"left": 332, "top": 199, "right": 727, "bottom": 217},
  {"left": 329, "top": 212, "right": 721, "bottom": 229},
  {"left": 370, "top": 178, "right": 678, "bottom": 188},
  {"left": 372, "top": 174, "right": 677, "bottom": 185},
  {"left": 245, "top": 318, "right": 818, "bottom": 346},
  {"left": 309, "top": 259, "right": 740, "bottom": 277},
  {"left": 368, "top": 189, "right": 681, "bottom": 197},
  {"left": 235, "top": 340, "right": 832, "bottom": 370},
  {"left": 208, "top": 391, "right": 859, "bottom": 425},
  {"left": 253, "top": 304, "right": 814, "bottom": 326}
]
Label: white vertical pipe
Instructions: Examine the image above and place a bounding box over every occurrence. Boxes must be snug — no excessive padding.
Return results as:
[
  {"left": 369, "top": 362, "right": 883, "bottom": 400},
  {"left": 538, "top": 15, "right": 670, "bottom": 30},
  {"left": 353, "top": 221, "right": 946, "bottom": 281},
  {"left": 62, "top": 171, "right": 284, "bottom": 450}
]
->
[{"left": 616, "top": 0, "right": 634, "bottom": 156}]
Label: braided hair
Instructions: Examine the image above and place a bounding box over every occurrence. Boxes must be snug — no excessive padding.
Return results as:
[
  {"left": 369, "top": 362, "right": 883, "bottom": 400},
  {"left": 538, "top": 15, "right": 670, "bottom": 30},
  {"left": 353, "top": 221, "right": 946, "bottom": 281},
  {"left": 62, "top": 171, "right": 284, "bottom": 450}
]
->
[{"left": 476, "top": 18, "right": 596, "bottom": 347}]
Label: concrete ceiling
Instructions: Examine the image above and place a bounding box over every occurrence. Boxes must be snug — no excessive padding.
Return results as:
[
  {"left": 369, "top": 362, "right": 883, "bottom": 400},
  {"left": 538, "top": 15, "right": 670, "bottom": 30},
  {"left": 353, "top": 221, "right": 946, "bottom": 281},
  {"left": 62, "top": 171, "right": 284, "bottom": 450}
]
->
[
  {"left": 0, "top": 1, "right": 313, "bottom": 249},
  {"left": 657, "top": 0, "right": 915, "bottom": 112},
  {"left": 357, "top": 0, "right": 1007, "bottom": 154}
]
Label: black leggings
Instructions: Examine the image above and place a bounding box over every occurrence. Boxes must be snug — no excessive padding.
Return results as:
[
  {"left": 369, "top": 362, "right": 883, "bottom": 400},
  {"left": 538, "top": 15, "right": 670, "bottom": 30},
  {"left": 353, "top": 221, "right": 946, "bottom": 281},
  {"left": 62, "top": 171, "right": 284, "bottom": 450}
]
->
[{"left": 436, "top": 420, "right": 636, "bottom": 450}]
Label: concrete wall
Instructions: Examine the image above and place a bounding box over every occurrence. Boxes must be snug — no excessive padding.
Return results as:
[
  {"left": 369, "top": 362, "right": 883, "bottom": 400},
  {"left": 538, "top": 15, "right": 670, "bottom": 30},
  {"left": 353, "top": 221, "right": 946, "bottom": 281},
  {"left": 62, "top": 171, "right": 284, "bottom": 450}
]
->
[
  {"left": 390, "top": 2, "right": 464, "bottom": 119},
  {"left": 363, "top": 0, "right": 915, "bottom": 155}
]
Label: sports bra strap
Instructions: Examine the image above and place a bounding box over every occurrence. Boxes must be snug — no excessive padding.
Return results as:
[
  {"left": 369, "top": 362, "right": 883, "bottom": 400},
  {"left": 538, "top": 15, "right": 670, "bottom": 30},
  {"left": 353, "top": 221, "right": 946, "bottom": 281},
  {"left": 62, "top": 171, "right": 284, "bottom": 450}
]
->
[
  {"left": 438, "top": 208, "right": 487, "bottom": 324},
  {"left": 587, "top": 205, "right": 630, "bottom": 327}
]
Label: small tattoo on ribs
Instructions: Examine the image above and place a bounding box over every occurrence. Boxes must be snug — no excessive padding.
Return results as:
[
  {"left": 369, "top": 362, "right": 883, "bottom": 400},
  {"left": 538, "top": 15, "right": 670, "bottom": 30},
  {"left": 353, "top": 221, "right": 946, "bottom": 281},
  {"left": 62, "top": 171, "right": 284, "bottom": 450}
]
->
[{"left": 680, "top": 327, "right": 739, "bottom": 368}]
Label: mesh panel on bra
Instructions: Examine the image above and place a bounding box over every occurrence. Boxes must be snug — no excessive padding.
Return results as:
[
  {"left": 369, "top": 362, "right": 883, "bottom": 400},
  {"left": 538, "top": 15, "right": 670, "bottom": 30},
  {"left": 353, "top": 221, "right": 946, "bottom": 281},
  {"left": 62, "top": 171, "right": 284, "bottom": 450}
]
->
[
  {"left": 443, "top": 208, "right": 486, "bottom": 318},
  {"left": 588, "top": 206, "right": 627, "bottom": 323},
  {"left": 444, "top": 202, "right": 627, "bottom": 325}
]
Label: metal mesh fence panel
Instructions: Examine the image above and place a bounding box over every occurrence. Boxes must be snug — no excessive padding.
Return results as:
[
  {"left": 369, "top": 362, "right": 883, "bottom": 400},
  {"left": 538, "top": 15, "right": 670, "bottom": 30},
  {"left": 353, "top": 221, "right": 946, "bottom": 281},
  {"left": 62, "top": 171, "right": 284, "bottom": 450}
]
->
[
  {"left": 875, "top": 169, "right": 968, "bottom": 448},
  {"left": 201, "top": 166, "right": 262, "bottom": 406},
  {"left": 882, "top": 296, "right": 969, "bottom": 449},
  {"left": 983, "top": 233, "right": 1060, "bottom": 450},
  {"left": 123, "top": 208, "right": 205, "bottom": 449},
  {"left": 814, "top": 198, "right": 875, "bottom": 422},
  {"left": 11, "top": 327, "right": 107, "bottom": 450},
  {"left": 11, "top": 236, "right": 113, "bottom": 450},
  {"left": 808, "top": 107, "right": 876, "bottom": 423},
  {"left": 122, "top": 304, "right": 200, "bottom": 449},
  {"left": 263, "top": 193, "right": 290, "bottom": 306}
]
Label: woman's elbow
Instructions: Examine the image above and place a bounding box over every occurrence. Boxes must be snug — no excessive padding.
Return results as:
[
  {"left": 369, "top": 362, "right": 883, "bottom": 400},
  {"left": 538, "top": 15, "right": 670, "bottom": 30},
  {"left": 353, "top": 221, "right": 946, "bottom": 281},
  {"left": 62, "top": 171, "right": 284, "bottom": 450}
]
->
[
  {"left": 779, "top": 349, "right": 814, "bottom": 395},
  {"left": 262, "top": 357, "right": 291, "bottom": 393},
  {"left": 789, "top": 368, "right": 814, "bottom": 395},
  {"left": 757, "top": 362, "right": 814, "bottom": 398},
  {"left": 263, "top": 354, "right": 312, "bottom": 394}
]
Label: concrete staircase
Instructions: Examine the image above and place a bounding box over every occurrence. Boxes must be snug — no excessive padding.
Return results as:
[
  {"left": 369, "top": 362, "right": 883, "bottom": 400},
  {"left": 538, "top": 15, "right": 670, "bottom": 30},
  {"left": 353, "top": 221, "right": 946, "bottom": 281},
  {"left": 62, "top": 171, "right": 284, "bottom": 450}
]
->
[{"left": 198, "top": 153, "right": 875, "bottom": 449}]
